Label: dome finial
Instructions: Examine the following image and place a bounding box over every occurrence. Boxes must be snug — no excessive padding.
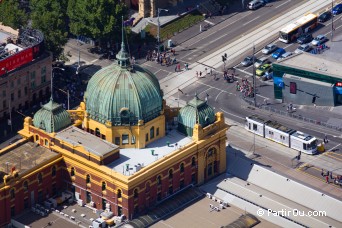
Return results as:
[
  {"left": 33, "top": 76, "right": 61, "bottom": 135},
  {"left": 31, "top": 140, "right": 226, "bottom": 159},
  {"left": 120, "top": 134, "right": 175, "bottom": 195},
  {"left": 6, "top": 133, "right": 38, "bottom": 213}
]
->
[{"left": 116, "top": 16, "right": 130, "bottom": 68}]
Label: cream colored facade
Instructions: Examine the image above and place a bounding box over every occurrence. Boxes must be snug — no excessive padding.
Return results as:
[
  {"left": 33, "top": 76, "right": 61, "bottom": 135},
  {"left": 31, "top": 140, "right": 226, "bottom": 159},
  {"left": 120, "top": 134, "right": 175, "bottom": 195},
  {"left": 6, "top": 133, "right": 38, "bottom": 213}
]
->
[{"left": 138, "top": 0, "right": 184, "bottom": 17}]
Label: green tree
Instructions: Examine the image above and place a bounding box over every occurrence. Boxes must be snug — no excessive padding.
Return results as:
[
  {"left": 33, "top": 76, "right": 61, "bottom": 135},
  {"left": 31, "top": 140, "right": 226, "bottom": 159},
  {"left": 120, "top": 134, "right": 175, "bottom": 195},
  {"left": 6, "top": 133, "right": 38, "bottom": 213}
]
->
[
  {"left": 0, "top": 0, "right": 27, "bottom": 29},
  {"left": 67, "top": 0, "right": 128, "bottom": 43},
  {"left": 30, "top": 0, "right": 68, "bottom": 58}
]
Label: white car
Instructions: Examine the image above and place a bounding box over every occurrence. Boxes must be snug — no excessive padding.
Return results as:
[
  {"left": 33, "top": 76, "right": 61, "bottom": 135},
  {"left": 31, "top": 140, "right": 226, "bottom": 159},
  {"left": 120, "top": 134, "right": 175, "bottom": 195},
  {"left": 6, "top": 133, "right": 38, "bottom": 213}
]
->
[
  {"left": 295, "top": 44, "right": 311, "bottom": 54},
  {"left": 311, "top": 35, "right": 327, "bottom": 46},
  {"left": 261, "top": 44, "right": 277, "bottom": 54},
  {"left": 277, "top": 52, "right": 292, "bottom": 61}
]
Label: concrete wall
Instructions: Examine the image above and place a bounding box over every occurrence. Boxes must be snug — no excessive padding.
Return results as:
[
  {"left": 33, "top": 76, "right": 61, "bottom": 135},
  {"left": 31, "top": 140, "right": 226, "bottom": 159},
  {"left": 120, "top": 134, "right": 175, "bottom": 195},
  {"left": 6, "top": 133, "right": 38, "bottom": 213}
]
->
[{"left": 282, "top": 74, "right": 335, "bottom": 106}]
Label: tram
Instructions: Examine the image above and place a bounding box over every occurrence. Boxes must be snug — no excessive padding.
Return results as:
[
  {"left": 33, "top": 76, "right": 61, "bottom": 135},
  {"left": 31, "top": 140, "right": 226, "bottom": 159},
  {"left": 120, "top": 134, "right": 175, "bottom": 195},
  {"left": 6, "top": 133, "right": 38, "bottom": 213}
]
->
[{"left": 245, "top": 115, "right": 318, "bottom": 154}]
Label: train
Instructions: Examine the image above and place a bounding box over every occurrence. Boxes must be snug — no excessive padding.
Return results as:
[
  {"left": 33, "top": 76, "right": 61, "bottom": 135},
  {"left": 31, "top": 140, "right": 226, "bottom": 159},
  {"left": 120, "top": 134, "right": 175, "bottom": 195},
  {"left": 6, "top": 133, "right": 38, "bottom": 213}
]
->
[{"left": 245, "top": 115, "right": 318, "bottom": 154}]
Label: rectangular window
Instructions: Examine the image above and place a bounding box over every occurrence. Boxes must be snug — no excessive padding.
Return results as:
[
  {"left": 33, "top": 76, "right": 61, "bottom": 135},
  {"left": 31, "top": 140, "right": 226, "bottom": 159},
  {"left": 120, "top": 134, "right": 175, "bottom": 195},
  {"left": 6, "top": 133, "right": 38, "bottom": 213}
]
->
[
  {"left": 31, "top": 81, "right": 36, "bottom": 89},
  {"left": 156, "top": 128, "right": 159, "bottom": 136},
  {"left": 253, "top": 124, "right": 257, "bottom": 131},
  {"left": 3, "top": 100, "right": 6, "bottom": 109},
  {"left": 122, "top": 134, "right": 129, "bottom": 144},
  {"left": 17, "top": 78, "right": 21, "bottom": 85},
  {"left": 11, "top": 93, "right": 14, "bottom": 101},
  {"left": 31, "top": 71, "right": 36, "bottom": 79},
  {"left": 24, "top": 198, "right": 29, "bottom": 209},
  {"left": 11, "top": 206, "right": 15, "bottom": 217},
  {"left": 41, "top": 75, "right": 46, "bottom": 83},
  {"left": 2, "top": 90, "right": 5, "bottom": 97},
  {"left": 145, "top": 133, "right": 149, "bottom": 142},
  {"left": 131, "top": 135, "right": 136, "bottom": 144},
  {"left": 11, "top": 81, "right": 14, "bottom": 88},
  {"left": 24, "top": 87, "right": 28, "bottom": 95},
  {"left": 115, "top": 137, "right": 120, "bottom": 145},
  {"left": 290, "top": 82, "right": 297, "bottom": 94},
  {"left": 18, "top": 90, "right": 21, "bottom": 98}
]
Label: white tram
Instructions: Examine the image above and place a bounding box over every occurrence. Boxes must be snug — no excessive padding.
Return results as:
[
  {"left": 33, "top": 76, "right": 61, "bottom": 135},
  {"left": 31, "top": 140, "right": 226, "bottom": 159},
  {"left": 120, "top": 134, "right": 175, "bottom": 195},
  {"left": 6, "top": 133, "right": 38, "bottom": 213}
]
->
[{"left": 245, "top": 115, "right": 318, "bottom": 154}]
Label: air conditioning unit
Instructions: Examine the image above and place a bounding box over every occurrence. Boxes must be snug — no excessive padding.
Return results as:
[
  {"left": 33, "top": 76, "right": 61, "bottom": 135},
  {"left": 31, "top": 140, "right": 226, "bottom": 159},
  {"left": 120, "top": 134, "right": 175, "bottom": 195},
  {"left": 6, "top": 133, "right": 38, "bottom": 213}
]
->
[
  {"left": 89, "top": 201, "right": 95, "bottom": 207},
  {"left": 78, "top": 199, "right": 84, "bottom": 206},
  {"left": 106, "top": 203, "right": 110, "bottom": 209}
]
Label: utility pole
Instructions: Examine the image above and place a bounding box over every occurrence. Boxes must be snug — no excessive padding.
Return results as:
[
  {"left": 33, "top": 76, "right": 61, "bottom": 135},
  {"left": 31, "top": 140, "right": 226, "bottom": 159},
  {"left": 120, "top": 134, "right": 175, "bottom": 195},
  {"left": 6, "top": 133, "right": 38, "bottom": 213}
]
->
[
  {"left": 252, "top": 44, "right": 256, "bottom": 107},
  {"left": 331, "top": 0, "right": 334, "bottom": 42}
]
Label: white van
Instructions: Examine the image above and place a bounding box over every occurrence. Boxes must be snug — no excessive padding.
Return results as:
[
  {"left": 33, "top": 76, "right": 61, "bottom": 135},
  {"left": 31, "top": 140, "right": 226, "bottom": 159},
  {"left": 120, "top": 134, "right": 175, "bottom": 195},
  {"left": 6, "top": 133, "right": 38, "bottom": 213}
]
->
[{"left": 248, "top": 0, "right": 264, "bottom": 10}]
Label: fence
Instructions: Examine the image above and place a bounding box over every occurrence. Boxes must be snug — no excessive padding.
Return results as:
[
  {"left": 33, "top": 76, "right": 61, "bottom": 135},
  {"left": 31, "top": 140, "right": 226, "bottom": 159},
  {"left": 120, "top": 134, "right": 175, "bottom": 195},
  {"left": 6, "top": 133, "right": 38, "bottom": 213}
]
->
[{"left": 243, "top": 97, "right": 342, "bottom": 132}]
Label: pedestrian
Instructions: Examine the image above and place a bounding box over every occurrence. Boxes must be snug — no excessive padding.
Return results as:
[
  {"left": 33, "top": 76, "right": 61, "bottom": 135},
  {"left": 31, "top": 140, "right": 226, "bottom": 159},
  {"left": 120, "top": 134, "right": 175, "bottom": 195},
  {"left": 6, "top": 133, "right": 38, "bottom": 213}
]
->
[
  {"left": 205, "top": 68, "right": 208, "bottom": 75},
  {"left": 177, "top": 63, "right": 181, "bottom": 72},
  {"left": 321, "top": 169, "right": 324, "bottom": 176},
  {"left": 330, "top": 171, "right": 333, "bottom": 180},
  {"left": 210, "top": 68, "right": 213, "bottom": 76},
  {"left": 196, "top": 71, "right": 199, "bottom": 77},
  {"left": 175, "top": 65, "right": 177, "bottom": 72},
  {"left": 325, "top": 175, "right": 329, "bottom": 183},
  {"left": 199, "top": 71, "right": 202, "bottom": 77},
  {"left": 264, "top": 98, "right": 268, "bottom": 105},
  {"left": 327, "top": 171, "right": 330, "bottom": 178}
]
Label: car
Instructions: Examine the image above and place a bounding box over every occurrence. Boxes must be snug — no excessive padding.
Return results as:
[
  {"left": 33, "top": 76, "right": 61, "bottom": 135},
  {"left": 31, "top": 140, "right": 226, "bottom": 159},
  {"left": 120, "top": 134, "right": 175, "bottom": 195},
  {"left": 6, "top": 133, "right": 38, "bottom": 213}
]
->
[
  {"left": 272, "top": 48, "right": 286, "bottom": 59},
  {"left": 332, "top": 4, "right": 342, "bottom": 15},
  {"left": 256, "top": 63, "right": 272, "bottom": 76},
  {"left": 254, "top": 57, "right": 269, "bottom": 68},
  {"left": 311, "top": 35, "right": 328, "bottom": 46},
  {"left": 247, "top": 0, "right": 265, "bottom": 10},
  {"left": 277, "top": 52, "right": 292, "bottom": 61},
  {"left": 318, "top": 11, "right": 332, "bottom": 22},
  {"left": 262, "top": 44, "right": 277, "bottom": 54},
  {"left": 241, "top": 56, "right": 257, "bottom": 66},
  {"left": 295, "top": 44, "right": 311, "bottom": 54},
  {"left": 297, "top": 33, "right": 313, "bottom": 44},
  {"left": 262, "top": 71, "right": 273, "bottom": 81}
]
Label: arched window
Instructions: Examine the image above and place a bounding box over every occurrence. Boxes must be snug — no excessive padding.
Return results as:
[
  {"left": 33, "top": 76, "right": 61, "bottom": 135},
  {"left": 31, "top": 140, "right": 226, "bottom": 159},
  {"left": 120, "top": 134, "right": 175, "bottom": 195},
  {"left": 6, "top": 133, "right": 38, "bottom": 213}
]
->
[
  {"left": 134, "top": 189, "right": 139, "bottom": 199},
  {"left": 145, "top": 182, "right": 150, "bottom": 193},
  {"left": 150, "top": 127, "right": 155, "bottom": 139},
  {"left": 191, "top": 157, "right": 196, "bottom": 167},
  {"left": 168, "top": 169, "right": 173, "bottom": 179},
  {"left": 157, "top": 175, "right": 162, "bottom": 185},
  {"left": 23, "top": 181, "right": 28, "bottom": 191},
  {"left": 10, "top": 188, "right": 15, "bottom": 199},
  {"left": 180, "top": 163, "right": 184, "bottom": 173},
  {"left": 70, "top": 167, "right": 75, "bottom": 176},
  {"left": 86, "top": 174, "right": 91, "bottom": 184},
  {"left": 51, "top": 166, "right": 56, "bottom": 177},
  {"left": 117, "top": 189, "right": 122, "bottom": 198},
  {"left": 102, "top": 181, "right": 106, "bottom": 191},
  {"left": 37, "top": 173, "right": 43, "bottom": 184},
  {"left": 207, "top": 147, "right": 216, "bottom": 157}
]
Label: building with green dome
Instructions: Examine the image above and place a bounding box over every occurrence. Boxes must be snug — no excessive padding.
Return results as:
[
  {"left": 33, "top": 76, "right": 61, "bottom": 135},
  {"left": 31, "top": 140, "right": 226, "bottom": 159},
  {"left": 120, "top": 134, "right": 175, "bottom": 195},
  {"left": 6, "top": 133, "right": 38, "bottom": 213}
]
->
[
  {"left": 81, "top": 27, "right": 165, "bottom": 148},
  {"left": 178, "top": 96, "right": 216, "bottom": 137},
  {"left": 33, "top": 98, "right": 71, "bottom": 133}
]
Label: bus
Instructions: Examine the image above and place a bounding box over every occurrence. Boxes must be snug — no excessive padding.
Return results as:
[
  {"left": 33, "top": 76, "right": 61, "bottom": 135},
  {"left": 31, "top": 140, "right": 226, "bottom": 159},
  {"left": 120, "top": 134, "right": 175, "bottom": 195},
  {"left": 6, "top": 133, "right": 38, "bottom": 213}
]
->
[{"left": 279, "top": 13, "right": 318, "bottom": 43}]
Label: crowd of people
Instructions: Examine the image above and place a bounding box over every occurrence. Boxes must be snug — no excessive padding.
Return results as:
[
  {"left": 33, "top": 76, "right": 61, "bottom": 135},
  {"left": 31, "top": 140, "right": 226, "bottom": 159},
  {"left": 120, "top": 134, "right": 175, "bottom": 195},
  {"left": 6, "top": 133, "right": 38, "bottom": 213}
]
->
[{"left": 236, "top": 79, "right": 254, "bottom": 98}]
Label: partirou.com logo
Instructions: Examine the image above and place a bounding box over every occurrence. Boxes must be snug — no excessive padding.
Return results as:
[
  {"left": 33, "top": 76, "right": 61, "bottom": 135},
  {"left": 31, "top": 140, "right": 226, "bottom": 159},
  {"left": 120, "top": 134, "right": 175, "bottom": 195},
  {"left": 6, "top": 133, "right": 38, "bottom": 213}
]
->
[{"left": 256, "top": 208, "right": 327, "bottom": 217}]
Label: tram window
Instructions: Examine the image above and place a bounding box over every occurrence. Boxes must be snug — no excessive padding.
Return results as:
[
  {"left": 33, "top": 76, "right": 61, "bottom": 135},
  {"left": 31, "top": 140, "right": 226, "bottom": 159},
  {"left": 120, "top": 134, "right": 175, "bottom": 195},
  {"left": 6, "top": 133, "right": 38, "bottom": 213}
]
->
[
  {"left": 303, "top": 143, "right": 307, "bottom": 150},
  {"left": 253, "top": 124, "right": 257, "bottom": 131}
]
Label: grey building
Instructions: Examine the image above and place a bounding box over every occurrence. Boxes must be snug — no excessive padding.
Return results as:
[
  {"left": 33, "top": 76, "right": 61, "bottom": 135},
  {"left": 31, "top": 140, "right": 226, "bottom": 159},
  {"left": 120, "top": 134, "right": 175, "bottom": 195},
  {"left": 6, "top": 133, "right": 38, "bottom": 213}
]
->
[{"left": 272, "top": 52, "right": 342, "bottom": 106}]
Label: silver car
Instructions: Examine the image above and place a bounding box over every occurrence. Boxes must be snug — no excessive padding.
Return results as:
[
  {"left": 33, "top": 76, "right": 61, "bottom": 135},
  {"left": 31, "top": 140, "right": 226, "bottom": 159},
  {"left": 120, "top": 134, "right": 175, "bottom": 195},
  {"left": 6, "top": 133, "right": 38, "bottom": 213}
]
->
[
  {"left": 295, "top": 44, "right": 311, "bottom": 54},
  {"left": 254, "top": 57, "right": 268, "bottom": 68},
  {"left": 277, "top": 52, "right": 292, "bottom": 61},
  {"left": 241, "top": 56, "right": 256, "bottom": 66},
  {"left": 311, "top": 35, "right": 327, "bottom": 46},
  {"left": 261, "top": 44, "right": 277, "bottom": 54}
]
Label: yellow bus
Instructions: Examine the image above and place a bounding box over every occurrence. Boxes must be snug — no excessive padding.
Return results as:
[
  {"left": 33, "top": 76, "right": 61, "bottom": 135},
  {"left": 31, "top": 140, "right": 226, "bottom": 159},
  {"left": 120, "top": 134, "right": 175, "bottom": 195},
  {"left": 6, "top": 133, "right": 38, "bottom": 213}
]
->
[{"left": 279, "top": 13, "right": 318, "bottom": 43}]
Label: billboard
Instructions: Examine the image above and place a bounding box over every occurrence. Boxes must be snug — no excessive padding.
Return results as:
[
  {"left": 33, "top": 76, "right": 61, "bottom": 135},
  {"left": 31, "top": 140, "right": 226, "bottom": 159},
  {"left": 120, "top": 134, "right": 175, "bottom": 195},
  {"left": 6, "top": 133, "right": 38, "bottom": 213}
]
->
[{"left": 0, "top": 47, "right": 33, "bottom": 76}]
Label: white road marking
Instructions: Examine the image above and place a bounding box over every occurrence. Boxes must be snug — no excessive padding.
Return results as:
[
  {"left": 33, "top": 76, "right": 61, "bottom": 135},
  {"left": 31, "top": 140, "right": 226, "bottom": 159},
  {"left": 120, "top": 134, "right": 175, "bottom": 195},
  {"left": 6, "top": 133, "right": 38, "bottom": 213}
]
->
[
  {"left": 204, "top": 20, "right": 215, "bottom": 25},
  {"left": 234, "top": 67, "right": 253, "bottom": 76},
  {"left": 196, "top": 81, "right": 235, "bottom": 95},
  {"left": 276, "top": 0, "right": 291, "bottom": 9},
  {"left": 329, "top": 143, "right": 341, "bottom": 152},
  {"left": 215, "top": 91, "right": 223, "bottom": 101},
  {"left": 243, "top": 16, "right": 260, "bottom": 26},
  {"left": 198, "top": 87, "right": 212, "bottom": 96},
  {"left": 90, "top": 59, "right": 98, "bottom": 63},
  {"left": 220, "top": 108, "right": 245, "bottom": 120}
]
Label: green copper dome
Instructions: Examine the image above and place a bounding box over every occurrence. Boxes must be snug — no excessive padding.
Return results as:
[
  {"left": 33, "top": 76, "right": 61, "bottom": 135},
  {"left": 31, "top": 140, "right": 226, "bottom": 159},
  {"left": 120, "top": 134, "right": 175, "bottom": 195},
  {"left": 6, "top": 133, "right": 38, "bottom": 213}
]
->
[
  {"left": 85, "top": 21, "right": 163, "bottom": 126},
  {"left": 85, "top": 64, "right": 163, "bottom": 125},
  {"left": 33, "top": 99, "right": 71, "bottom": 133},
  {"left": 178, "top": 96, "right": 216, "bottom": 136}
]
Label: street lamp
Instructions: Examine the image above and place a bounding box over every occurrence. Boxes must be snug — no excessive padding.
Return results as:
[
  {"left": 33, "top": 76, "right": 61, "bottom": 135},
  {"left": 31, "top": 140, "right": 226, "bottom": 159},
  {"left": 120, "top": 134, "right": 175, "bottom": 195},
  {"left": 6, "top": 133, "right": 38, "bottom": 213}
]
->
[
  {"left": 157, "top": 8, "right": 169, "bottom": 45},
  {"left": 51, "top": 66, "right": 66, "bottom": 105}
]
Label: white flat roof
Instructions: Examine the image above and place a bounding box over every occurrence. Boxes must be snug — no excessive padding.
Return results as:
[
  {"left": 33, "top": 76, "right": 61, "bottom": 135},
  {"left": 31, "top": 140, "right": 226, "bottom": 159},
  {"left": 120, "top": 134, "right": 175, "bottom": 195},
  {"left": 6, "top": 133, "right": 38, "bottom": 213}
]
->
[
  {"left": 55, "top": 126, "right": 119, "bottom": 157},
  {"left": 278, "top": 53, "right": 342, "bottom": 79},
  {"left": 106, "top": 129, "right": 193, "bottom": 176},
  {"left": 0, "top": 31, "right": 10, "bottom": 43}
]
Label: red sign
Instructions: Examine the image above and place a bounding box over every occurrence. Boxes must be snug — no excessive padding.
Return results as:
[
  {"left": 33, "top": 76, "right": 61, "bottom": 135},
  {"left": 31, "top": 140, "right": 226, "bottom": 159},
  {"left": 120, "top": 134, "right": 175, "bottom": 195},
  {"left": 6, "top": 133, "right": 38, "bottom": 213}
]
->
[
  {"left": 336, "top": 82, "right": 342, "bottom": 87},
  {"left": 0, "top": 47, "right": 33, "bottom": 76}
]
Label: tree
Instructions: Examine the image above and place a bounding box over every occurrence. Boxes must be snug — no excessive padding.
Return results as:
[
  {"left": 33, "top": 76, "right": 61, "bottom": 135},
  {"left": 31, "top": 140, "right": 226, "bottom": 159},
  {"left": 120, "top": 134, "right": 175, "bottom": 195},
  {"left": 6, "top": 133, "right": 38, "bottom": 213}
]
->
[
  {"left": 30, "top": 0, "right": 68, "bottom": 58},
  {"left": 67, "top": 0, "right": 128, "bottom": 44},
  {"left": 0, "top": 0, "right": 28, "bottom": 29}
]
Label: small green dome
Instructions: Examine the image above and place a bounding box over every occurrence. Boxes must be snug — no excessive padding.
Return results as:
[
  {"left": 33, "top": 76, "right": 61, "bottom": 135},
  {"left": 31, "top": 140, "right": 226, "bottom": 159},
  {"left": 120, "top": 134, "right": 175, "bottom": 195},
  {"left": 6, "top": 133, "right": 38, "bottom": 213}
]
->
[
  {"left": 33, "top": 99, "right": 71, "bottom": 133},
  {"left": 84, "top": 64, "right": 163, "bottom": 126},
  {"left": 178, "top": 96, "right": 216, "bottom": 136}
]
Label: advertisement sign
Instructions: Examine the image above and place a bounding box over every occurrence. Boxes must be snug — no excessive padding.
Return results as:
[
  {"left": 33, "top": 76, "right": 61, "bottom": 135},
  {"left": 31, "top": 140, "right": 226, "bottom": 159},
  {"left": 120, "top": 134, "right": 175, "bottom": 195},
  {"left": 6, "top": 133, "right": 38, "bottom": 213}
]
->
[{"left": 0, "top": 47, "right": 33, "bottom": 76}]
